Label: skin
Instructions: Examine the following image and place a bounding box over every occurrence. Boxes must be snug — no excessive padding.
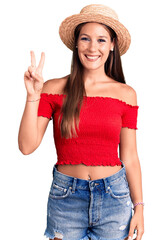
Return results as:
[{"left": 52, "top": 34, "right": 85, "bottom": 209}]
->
[
  {"left": 53, "top": 23, "right": 144, "bottom": 240},
  {"left": 27, "top": 23, "right": 144, "bottom": 240},
  {"left": 56, "top": 23, "right": 125, "bottom": 183},
  {"left": 77, "top": 23, "right": 144, "bottom": 240},
  {"left": 77, "top": 22, "right": 114, "bottom": 80}
]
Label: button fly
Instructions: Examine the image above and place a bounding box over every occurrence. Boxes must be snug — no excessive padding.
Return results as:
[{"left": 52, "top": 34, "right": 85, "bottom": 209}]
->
[{"left": 90, "top": 182, "right": 94, "bottom": 187}]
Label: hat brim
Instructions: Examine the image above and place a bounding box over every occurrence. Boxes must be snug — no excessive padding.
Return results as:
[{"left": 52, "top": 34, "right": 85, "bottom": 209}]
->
[{"left": 59, "top": 13, "right": 131, "bottom": 55}]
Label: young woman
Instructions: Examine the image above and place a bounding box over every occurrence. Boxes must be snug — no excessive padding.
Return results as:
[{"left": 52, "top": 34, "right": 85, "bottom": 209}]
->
[{"left": 18, "top": 4, "right": 144, "bottom": 240}]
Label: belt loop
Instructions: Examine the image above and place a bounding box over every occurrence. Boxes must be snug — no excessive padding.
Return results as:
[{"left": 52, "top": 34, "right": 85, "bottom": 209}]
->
[
  {"left": 103, "top": 178, "right": 109, "bottom": 193},
  {"left": 71, "top": 178, "right": 77, "bottom": 193},
  {"left": 120, "top": 160, "right": 125, "bottom": 168}
]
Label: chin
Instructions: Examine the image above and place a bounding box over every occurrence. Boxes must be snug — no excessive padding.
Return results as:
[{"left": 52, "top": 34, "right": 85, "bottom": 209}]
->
[{"left": 82, "top": 63, "right": 104, "bottom": 71}]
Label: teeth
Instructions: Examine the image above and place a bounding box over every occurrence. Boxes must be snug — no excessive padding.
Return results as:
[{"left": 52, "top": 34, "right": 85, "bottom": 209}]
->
[{"left": 86, "top": 55, "right": 99, "bottom": 59}]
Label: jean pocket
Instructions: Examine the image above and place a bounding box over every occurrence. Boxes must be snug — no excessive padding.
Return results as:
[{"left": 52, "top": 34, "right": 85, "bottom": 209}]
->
[
  {"left": 49, "top": 181, "right": 72, "bottom": 199},
  {"left": 108, "top": 175, "right": 130, "bottom": 199}
]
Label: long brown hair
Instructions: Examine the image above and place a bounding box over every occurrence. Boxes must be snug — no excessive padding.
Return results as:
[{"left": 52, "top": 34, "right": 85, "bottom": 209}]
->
[{"left": 58, "top": 22, "right": 126, "bottom": 139}]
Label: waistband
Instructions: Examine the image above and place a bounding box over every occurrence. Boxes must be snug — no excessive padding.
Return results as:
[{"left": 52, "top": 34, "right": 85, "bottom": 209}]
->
[{"left": 52, "top": 161, "right": 126, "bottom": 193}]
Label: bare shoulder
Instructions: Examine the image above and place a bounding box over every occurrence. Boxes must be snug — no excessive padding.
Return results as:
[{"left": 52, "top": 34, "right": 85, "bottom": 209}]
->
[
  {"left": 41, "top": 74, "right": 70, "bottom": 94},
  {"left": 118, "top": 82, "right": 138, "bottom": 106}
]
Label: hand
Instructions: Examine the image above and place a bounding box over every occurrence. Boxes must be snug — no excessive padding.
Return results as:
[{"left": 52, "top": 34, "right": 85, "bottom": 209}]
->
[
  {"left": 24, "top": 51, "right": 45, "bottom": 96},
  {"left": 128, "top": 211, "right": 144, "bottom": 240}
]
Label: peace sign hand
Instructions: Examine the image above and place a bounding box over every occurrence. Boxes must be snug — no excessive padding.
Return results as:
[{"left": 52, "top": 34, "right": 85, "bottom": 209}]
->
[{"left": 24, "top": 51, "right": 45, "bottom": 96}]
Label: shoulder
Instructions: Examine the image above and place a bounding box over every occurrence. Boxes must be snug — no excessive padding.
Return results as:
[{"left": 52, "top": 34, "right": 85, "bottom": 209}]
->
[
  {"left": 118, "top": 83, "right": 138, "bottom": 106},
  {"left": 41, "top": 74, "right": 70, "bottom": 94}
]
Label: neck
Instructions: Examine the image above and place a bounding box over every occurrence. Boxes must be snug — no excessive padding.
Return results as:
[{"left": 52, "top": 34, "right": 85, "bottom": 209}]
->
[{"left": 82, "top": 67, "right": 108, "bottom": 84}]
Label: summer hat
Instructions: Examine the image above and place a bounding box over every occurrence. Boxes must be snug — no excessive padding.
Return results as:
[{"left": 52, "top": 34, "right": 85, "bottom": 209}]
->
[{"left": 59, "top": 4, "right": 131, "bottom": 56}]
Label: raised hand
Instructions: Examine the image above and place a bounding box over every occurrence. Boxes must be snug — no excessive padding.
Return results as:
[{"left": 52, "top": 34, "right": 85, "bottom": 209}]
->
[{"left": 24, "top": 51, "right": 45, "bottom": 96}]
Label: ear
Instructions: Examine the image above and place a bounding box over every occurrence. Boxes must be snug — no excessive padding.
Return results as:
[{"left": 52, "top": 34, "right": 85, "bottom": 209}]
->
[{"left": 110, "top": 38, "right": 115, "bottom": 51}]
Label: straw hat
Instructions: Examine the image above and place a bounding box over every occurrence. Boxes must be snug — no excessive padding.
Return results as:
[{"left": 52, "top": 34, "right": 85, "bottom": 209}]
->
[{"left": 59, "top": 4, "right": 131, "bottom": 56}]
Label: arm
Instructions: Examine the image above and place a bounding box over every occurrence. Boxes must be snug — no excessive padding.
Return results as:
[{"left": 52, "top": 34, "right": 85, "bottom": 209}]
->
[
  {"left": 119, "top": 131, "right": 143, "bottom": 214},
  {"left": 18, "top": 85, "right": 50, "bottom": 155},
  {"left": 119, "top": 87, "right": 143, "bottom": 212},
  {"left": 119, "top": 87, "right": 144, "bottom": 239},
  {"left": 18, "top": 51, "right": 50, "bottom": 155}
]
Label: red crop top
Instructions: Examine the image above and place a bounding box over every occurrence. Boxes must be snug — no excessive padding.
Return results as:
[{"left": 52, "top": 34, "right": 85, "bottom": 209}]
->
[{"left": 37, "top": 93, "right": 139, "bottom": 166}]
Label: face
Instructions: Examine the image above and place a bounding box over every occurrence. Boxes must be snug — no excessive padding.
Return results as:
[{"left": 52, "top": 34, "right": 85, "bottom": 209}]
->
[{"left": 77, "top": 22, "right": 114, "bottom": 71}]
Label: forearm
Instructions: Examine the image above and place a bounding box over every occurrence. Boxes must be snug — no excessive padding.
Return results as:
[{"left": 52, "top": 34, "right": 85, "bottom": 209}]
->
[
  {"left": 124, "top": 158, "right": 144, "bottom": 214},
  {"left": 18, "top": 94, "right": 40, "bottom": 154}
]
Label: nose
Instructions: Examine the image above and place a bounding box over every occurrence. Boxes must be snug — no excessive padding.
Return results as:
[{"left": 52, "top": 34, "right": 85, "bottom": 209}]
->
[{"left": 88, "top": 40, "right": 98, "bottom": 52}]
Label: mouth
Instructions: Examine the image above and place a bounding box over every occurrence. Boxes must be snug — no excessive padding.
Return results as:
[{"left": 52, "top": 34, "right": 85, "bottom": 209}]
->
[{"left": 85, "top": 55, "right": 101, "bottom": 61}]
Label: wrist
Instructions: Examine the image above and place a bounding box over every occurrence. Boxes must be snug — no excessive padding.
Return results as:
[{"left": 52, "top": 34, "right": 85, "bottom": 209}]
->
[
  {"left": 134, "top": 204, "right": 144, "bottom": 213},
  {"left": 26, "top": 93, "right": 41, "bottom": 102},
  {"left": 132, "top": 201, "right": 144, "bottom": 213}
]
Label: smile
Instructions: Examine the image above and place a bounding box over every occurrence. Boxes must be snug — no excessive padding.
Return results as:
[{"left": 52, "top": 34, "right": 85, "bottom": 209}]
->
[{"left": 85, "top": 55, "right": 100, "bottom": 61}]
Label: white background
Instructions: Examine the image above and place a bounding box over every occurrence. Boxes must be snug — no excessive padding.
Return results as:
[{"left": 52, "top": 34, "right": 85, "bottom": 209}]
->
[{"left": 0, "top": 0, "right": 161, "bottom": 239}]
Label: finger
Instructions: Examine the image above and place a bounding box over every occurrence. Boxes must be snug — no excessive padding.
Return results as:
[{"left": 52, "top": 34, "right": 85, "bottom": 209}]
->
[
  {"left": 30, "top": 50, "right": 36, "bottom": 68},
  {"left": 37, "top": 52, "right": 45, "bottom": 73},
  {"left": 32, "top": 72, "right": 43, "bottom": 82},
  {"left": 28, "top": 65, "right": 37, "bottom": 77},
  {"left": 24, "top": 71, "right": 34, "bottom": 81},
  {"left": 128, "top": 226, "right": 136, "bottom": 240},
  {"left": 27, "top": 69, "right": 43, "bottom": 82},
  {"left": 136, "top": 228, "right": 144, "bottom": 240},
  {"left": 24, "top": 71, "right": 31, "bottom": 78}
]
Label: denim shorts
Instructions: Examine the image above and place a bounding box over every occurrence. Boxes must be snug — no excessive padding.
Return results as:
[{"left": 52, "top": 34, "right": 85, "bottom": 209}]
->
[{"left": 44, "top": 161, "right": 133, "bottom": 240}]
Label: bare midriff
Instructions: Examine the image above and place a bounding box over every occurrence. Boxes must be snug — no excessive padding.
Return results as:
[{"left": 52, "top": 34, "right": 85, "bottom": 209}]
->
[{"left": 56, "top": 164, "right": 122, "bottom": 180}]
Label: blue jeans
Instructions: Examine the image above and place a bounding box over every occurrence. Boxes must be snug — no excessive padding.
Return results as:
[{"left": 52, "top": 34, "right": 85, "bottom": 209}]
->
[{"left": 44, "top": 161, "right": 133, "bottom": 240}]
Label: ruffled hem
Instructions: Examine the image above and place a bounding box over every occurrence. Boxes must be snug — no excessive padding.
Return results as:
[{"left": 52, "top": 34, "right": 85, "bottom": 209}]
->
[
  {"left": 40, "top": 93, "right": 139, "bottom": 108},
  {"left": 56, "top": 159, "right": 122, "bottom": 166}
]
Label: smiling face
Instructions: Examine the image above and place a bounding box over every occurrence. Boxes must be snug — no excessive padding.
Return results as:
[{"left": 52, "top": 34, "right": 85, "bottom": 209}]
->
[{"left": 77, "top": 22, "right": 114, "bottom": 71}]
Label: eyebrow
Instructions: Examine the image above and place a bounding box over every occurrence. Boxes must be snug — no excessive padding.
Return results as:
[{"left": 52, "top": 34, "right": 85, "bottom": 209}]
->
[{"left": 80, "top": 33, "right": 108, "bottom": 39}]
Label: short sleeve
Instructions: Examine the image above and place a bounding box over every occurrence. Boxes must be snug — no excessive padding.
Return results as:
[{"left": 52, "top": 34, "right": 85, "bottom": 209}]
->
[
  {"left": 37, "top": 93, "right": 54, "bottom": 120},
  {"left": 122, "top": 104, "right": 139, "bottom": 129}
]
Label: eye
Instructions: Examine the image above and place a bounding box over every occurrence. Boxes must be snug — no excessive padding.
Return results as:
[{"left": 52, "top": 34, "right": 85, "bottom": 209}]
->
[
  {"left": 81, "top": 37, "right": 89, "bottom": 41},
  {"left": 98, "top": 39, "right": 106, "bottom": 42}
]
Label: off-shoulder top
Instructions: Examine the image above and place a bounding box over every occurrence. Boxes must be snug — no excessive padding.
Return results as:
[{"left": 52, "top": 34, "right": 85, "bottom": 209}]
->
[{"left": 37, "top": 93, "right": 139, "bottom": 166}]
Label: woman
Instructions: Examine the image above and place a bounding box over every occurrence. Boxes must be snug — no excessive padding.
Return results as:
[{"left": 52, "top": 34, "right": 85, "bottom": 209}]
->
[{"left": 18, "top": 4, "right": 144, "bottom": 240}]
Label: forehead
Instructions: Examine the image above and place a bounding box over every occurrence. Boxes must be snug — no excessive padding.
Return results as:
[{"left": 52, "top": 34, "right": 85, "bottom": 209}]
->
[{"left": 79, "top": 22, "right": 110, "bottom": 36}]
